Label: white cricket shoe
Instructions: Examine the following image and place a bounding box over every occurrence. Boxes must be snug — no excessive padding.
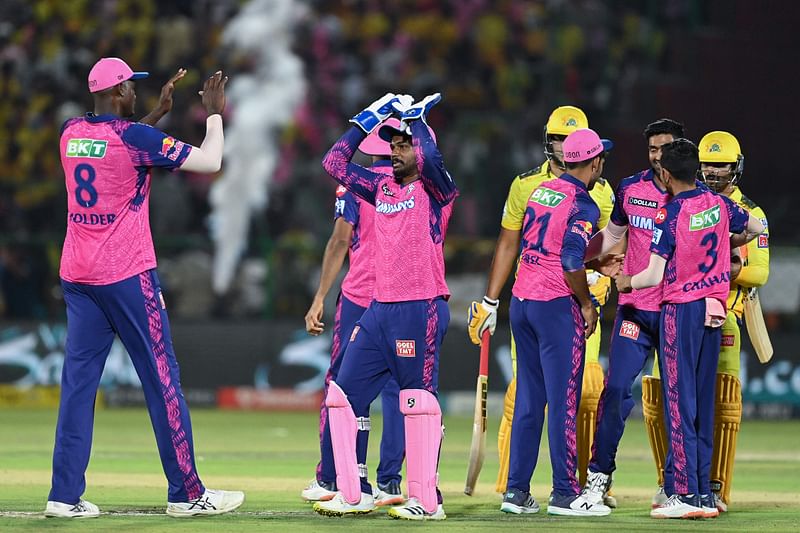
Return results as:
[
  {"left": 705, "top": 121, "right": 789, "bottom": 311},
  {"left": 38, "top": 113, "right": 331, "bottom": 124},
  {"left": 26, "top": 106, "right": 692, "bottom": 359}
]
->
[
  {"left": 650, "top": 494, "right": 703, "bottom": 519},
  {"left": 313, "top": 491, "right": 375, "bottom": 516},
  {"left": 388, "top": 497, "right": 446, "bottom": 521},
  {"left": 44, "top": 499, "right": 100, "bottom": 518},
  {"left": 373, "top": 480, "right": 404, "bottom": 506},
  {"left": 582, "top": 470, "right": 611, "bottom": 506},
  {"left": 651, "top": 485, "right": 668, "bottom": 508},
  {"left": 166, "top": 489, "right": 245, "bottom": 517},
  {"left": 500, "top": 489, "right": 540, "bottom": 514},
  {"left": 547, "top": 492, "right": 611, "bottom": 517},
  {"left": 301, "top": 479, "right": 337, "bottom": 502}
]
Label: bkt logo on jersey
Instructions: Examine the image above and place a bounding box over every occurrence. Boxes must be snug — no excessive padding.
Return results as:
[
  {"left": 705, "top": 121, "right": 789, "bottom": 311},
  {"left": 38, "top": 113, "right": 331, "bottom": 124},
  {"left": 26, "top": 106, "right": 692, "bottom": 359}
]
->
[
  {"left": 530, "top": 187, "right": 565, "bottom": 208},
  {"left": 689, "top": 205, "right": 721, "bottom": 231},
  {"left": 66, "top": 139, "right": 108, "bottom": 158}
]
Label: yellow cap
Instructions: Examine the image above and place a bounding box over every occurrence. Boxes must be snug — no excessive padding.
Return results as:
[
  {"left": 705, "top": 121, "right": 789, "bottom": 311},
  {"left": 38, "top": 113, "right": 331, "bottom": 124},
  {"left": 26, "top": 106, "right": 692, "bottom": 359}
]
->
[
  {"left": 546, "top": 106, "right": 589, "bottom": 136},
  {"left": 698, "top": 131, "right": 742, "bottom": 163}
]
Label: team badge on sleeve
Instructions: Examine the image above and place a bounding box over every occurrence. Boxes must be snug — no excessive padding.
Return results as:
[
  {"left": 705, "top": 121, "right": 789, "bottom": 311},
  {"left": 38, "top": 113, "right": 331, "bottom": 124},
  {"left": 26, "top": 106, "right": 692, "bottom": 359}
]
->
[
  {"left": 758, "top": 234, "right": 769, "bottom": 248},
  {"left": 651, "top": 227, "right": 663, "bottom": 244},
  {"left": 160, "top": 136, "right": 185, "bottom": 161},
  {"left": 619, "top": 320, "right": 640, "bottom": 340},
  {"left": 336, "top": 185, "right": 347, "bottom": 197},
  {"left": 655, "top": 208, "right": 667, "bottom": 224}
]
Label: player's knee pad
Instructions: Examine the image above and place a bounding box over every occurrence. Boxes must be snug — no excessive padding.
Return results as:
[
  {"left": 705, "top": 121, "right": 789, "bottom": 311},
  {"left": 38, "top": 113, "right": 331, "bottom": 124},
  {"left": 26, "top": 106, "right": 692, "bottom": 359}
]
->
[
  {"left": 400, "top": 389, "right": 442, "bottom": 514},
  {"left": 578, "top": 362, "right": 604, "bottom": 485},
  {"left": 325, "top": 381, "right": 363, "bottom": 504},
  {"left": 642, "top": 375, "right": 667, "bottom": 487},
  {"left": 495, "top": 378, "right": 516, "bottom": 493},
  {"left": 712, "top": 373, "right": 742, "bottom": 505}
]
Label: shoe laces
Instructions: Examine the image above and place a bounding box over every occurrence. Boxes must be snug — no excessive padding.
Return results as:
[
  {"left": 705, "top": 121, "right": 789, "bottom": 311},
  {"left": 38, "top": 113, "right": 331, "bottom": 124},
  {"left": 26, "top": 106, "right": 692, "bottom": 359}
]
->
[
  {"left": 184, "top": 495, "right": 216, "bottom": 511},
  {"left": 70, "top": 501, "right": 89, "bottom": 513},
  {"left": 587, "top": 472, "right": 608, "bottom": 494}
]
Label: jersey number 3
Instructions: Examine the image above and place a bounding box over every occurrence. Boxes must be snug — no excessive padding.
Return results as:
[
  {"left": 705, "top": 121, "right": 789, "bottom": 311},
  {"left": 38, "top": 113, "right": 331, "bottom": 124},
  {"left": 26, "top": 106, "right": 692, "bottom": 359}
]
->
[
  {"left": 697, "top": 232, "right": 719, "bottom": 273},
  {"left": 74, "top": 163, "right": 98, "bottom": 208}
]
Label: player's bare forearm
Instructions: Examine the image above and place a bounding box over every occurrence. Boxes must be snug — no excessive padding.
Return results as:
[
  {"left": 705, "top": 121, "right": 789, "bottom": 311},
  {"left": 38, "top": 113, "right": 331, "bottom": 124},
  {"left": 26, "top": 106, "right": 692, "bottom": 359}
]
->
[
  {"left": 140, "top": 68, "right": 188, "bottom": 126},
  {"left": 485, "top": 228, "right": 521, "bottom": 300},
  {"left": 564, "top": 268, "right": 593, "bottom": 309},
  {"left": 314, "top": 221, "right": 353, "bottom": 302},
  {"left": 140, "top": 107, "right": 168, "bottom": 126},
  {"left": 564, "top": 268, "right": 598, "bottom": 337},
  {"left": 730, "top": 214, "right": 765, "bottom": 248}
]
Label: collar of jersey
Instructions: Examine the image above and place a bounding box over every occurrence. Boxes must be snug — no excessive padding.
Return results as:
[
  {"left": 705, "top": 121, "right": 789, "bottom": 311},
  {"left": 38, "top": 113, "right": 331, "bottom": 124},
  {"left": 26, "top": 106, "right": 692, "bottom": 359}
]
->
[
  {"left": 673, "top": 186, "right": 704, "bottom": 200},
  {"left": 559, "top": 172, "right": 587, "bottom": 190},
  {"left": 642, "top": 168, "right": 669, "bottom": 194},
  {"left": 85, "top": 112, "right": 120, "bottom": 123}
]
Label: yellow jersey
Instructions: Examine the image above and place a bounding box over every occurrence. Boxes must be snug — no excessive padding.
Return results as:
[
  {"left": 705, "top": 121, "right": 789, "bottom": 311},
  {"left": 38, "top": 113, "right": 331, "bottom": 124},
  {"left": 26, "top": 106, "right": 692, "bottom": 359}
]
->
[
  {"left": 727, "top": 186, "right": 769, "bottom": 319},
  {"left": 500, "top": 161, "right": 615, "bottom": 304}
]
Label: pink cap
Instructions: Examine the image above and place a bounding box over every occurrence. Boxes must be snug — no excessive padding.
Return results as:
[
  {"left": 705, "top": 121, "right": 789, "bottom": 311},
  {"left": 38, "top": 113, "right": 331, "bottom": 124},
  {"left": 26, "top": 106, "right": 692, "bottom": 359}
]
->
[
  {"left": 88, "top": 57, "right": 149, "bottom": 93},
  {"left": 562, "top": 128, "right": 613, "bottom": 162},
  {"left": 359, "top": 118, "right": 401, "bottom": 156}
]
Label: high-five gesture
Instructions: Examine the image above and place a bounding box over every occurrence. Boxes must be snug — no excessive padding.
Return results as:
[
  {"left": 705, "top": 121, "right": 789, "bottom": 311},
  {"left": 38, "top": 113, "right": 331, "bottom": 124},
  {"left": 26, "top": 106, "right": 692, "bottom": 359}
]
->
[
  {"left": 140, "top": 68, "right": 187, "bottom": 126},
  {"left": 199, "top": 70, "right": 228, "bottom": 116}
]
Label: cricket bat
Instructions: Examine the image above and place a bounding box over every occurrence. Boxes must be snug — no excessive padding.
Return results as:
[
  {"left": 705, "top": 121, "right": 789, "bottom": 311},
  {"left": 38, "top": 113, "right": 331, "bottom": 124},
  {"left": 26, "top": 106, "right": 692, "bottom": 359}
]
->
[
  {"left": 464, "top": 330, "right": 490, "bottom": 496},
  {"left": 744, "top": 288, "right": 773, "bottom": 363}
]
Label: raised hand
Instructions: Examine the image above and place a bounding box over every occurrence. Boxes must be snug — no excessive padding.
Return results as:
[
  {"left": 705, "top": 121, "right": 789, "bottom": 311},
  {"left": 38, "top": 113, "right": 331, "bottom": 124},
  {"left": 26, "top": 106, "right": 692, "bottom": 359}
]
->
[
  {"left": 157, "top": 68, "right": 186, "bottom": 115},
  {"left": 139, "top": 68, "right": 187, "bottom": 126},
  {"left": 199, "top": 70, "right": 228, "bottom": 116},
  {"left": 350, "top": 93, "right": 402, "bottom": 133},
  {"left": 393, "top": 92, "right": 441, "bottom": 123}
]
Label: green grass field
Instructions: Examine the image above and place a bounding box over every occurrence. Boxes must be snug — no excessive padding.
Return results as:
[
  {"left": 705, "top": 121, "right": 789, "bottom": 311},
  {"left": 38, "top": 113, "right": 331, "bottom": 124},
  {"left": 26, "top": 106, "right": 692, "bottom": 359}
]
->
[{"left": 0, "top": 407, "right": 798, "bottom": 531}]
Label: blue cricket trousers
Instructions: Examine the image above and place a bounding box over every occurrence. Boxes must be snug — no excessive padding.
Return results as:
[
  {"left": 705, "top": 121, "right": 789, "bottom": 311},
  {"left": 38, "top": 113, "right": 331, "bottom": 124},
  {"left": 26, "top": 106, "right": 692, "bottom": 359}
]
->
[
  {"left": 317, "top": 293, "right": 404, "bottom": 486},
  {"left": 335, "top": 298, "right": 449, "bottom": 495},
  {"left": 507, "top": 296, "right": 585, "bottom": 497},
  {"left": 590, "top": 305, "right": 660, "bottom": 474},
  {"left": 50, "top": 270, "right": 204, "bottom": 504},
  {"left": 660, "top": 300, "right": 721, "bottom": 496}
]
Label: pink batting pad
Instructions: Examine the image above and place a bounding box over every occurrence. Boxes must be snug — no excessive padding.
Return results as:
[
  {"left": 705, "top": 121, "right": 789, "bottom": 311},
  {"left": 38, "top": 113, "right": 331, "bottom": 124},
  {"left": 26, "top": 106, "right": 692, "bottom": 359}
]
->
[
  {"left": 325, "top": 381, "right": 361, "bottom": 504},
  {"left": 400, "top": 389, "right": 442, "bottom": 514}
]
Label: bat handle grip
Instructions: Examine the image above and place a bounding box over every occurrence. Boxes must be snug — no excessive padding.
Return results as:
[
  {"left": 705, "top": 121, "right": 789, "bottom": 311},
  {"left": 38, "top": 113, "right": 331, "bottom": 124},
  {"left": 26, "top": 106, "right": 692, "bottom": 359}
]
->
[{"left": 479, "top": 330, "right": 490, "bottom": 376}]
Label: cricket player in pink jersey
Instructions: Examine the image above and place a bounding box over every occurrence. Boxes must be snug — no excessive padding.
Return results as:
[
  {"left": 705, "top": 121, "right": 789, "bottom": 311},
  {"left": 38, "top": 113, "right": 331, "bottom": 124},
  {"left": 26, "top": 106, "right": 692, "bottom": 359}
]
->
[
  {"left": 581, "top": 119, "right": 683, "bottom": 508},
  {"left": 472, "top": 128, "right": 612, "bottom": 517},
  {"left": 313, "top": 93, "right": 456, "bottom": 520},
  {"left": 616, "top": 139, "right": 763, "bottom": 519},
  {"left": 46, "top": 58, "right": 243, "bottom": 518},
  {"left": 302, "top": 121, "right": 405, "bottom": 506}
]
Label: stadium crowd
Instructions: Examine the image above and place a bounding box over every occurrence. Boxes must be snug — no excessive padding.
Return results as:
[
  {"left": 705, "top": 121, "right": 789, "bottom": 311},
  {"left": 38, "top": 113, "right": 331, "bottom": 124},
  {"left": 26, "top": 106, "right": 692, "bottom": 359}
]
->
[{"left": 0, "top": 0, "right": 712, "bottom": 319}]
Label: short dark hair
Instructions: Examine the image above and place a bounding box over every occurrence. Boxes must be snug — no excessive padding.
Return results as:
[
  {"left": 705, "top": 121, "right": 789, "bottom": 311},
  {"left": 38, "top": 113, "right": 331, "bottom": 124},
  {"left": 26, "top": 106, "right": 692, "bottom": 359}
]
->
[
  {"left": 660, "top": 138, "right": 699, "bottom": 183},
  {"left": 644, "top": 118, "right": 684, "bottom": 141}
]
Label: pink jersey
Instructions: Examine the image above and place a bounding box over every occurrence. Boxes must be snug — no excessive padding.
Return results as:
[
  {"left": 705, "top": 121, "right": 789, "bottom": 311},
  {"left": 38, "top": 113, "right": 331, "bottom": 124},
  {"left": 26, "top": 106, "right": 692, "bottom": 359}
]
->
[
  {"left": 512, "top": 174, "right": 600, "bottom": 301},
  {"left": 59, "top": 114, "right": 191, "bottom": 284},
  {"left": 610, "top": 169, "right": 670, "bottom": 311},
  {"left": 334, "top": 162, "right": 387, "bottom": 307},
  {"left": 650, "top": 187, "right": 749, "bottom": 306},
  {"left": 322, "top": 121, "right": 457, "bottom": 302}
]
